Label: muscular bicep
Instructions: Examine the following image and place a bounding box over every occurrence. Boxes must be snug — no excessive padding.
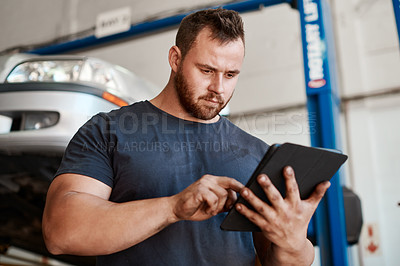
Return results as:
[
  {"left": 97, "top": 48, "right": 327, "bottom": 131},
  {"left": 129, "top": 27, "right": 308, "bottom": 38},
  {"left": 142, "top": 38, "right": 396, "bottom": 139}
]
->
[
  {"left": 43, "top": 173, "right": 112, "bottom": 225},
  {"left": 47, "top": 173, "right": 112, "bottom": 201}
]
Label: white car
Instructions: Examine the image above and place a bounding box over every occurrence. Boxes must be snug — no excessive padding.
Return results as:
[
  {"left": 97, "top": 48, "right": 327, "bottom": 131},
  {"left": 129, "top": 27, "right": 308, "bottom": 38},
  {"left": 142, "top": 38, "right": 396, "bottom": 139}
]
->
[
  {"left": 0, "top": 54, "right": 158, "bottom": 154},
  {"left": 0, "top": 54, "right": 158, "bottom": 265}
]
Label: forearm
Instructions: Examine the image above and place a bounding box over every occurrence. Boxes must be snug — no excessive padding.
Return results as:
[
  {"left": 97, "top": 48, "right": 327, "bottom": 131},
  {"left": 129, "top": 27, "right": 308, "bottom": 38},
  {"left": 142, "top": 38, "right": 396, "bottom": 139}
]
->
[
  {"left": 261, "top": 239, "right": 315, "bottom": 266},
  {"left": 43, "top": 192, "right": 177, "bottom": 256}
]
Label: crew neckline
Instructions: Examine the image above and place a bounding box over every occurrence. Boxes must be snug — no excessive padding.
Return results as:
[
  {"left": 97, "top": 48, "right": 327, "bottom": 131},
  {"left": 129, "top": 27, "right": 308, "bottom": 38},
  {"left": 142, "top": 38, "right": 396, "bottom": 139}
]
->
[{"left": 144, "top": 100, "right": 224, "bottom": 126}]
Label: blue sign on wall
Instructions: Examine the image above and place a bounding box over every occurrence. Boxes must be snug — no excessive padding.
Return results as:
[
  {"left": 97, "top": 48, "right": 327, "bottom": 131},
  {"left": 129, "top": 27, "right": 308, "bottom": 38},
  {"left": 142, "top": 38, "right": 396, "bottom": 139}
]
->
[{"left": 301, "top": 0, "right": 328, "bottom": 94}]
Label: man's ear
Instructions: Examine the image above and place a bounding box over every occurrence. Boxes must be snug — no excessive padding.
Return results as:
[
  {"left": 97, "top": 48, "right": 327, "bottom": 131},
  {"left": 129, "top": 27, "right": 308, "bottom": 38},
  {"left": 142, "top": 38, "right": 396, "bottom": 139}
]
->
[{"left": 169, "top": 45, "right": 182, "bottom": 72}]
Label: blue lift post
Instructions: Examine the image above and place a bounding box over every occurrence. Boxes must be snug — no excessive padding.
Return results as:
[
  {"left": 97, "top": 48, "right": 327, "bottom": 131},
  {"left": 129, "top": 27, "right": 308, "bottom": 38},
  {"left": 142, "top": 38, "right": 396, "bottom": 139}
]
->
[
  {"left": 297, "top": 0, "right": 348, "bottom": 265},
  {"left": 27, "top": 0, "right": 348, "bottom": 264},
  {"left": 392, "top": 0, "right": 400, "bottom": 44}
]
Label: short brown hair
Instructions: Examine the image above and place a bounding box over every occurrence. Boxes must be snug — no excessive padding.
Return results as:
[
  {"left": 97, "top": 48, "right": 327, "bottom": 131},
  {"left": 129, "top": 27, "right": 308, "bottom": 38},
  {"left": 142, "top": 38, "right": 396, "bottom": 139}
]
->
[{"left": 175, "top": 8, "right": 245, "bottom": 59}]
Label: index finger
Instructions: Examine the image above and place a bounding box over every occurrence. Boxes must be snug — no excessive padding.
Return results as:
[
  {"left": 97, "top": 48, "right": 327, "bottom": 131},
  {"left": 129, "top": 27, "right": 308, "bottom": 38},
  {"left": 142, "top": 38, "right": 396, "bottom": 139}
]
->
[{"left": 216, "top": 176, "right": 244, "bottom": 192}]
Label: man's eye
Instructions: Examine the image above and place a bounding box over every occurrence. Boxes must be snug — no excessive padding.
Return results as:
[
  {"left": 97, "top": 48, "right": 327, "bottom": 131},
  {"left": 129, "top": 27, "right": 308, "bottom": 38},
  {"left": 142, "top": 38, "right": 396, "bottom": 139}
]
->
[
  {"left": 202, "top": 69, "right": 212, "bottom": 74},
  {"left": 226, "top": 73, "right": 235, "bottom": 79}
]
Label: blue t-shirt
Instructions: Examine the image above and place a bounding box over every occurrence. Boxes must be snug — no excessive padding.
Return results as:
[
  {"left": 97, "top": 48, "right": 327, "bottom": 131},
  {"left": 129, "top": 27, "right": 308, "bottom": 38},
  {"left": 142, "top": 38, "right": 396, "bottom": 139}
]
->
[{"left": 56, "top": 101, "right": 269, "bottom": 266}]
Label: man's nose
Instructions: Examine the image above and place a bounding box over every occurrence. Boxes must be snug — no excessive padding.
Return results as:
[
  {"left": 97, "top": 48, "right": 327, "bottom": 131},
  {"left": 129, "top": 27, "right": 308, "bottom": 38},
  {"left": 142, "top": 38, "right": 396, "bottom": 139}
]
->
[{"left": 208, "top": 74, "right": 224, "bottom": 94}]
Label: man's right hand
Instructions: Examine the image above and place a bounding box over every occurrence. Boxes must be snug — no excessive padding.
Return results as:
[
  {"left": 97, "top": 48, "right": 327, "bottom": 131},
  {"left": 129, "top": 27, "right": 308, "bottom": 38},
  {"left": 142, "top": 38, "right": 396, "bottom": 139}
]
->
[
  {"left": 170, "top": 175, "right": 244, "bottom": 221},
  {"left": 43, "top": 173, "right": 243, "bottom": 256}
]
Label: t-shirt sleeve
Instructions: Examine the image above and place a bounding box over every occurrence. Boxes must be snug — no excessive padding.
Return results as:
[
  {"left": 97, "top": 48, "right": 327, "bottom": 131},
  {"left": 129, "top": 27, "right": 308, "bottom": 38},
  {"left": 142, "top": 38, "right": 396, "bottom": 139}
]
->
[{"left": 54, "top": 113, "right": 114, "bottom": 187}]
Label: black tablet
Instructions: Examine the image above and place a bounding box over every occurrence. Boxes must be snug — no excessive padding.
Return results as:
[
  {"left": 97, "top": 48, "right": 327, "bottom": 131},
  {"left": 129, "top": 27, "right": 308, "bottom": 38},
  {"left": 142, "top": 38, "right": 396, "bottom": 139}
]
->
[{"left": 220, "top": 142, "right": 348, "bottom": 231}]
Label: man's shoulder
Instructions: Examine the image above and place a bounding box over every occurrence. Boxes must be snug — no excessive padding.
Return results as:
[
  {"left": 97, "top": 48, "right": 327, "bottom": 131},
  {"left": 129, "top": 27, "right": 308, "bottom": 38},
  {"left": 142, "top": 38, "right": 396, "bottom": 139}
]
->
[
  {"left": 219, "top": 116, "right": 269, "bottom": 151},
  {"left": 221, "top": 117, "right": 264, "bottom": 140},
  {"left": 85, "top": 100, "right": 153, "bottom": 125},
  {"left": 77, "top": 101, "right": 152, "bottom": 134},
  {"left": 106, "top": 100, "right": 151, "bottom": 118}
]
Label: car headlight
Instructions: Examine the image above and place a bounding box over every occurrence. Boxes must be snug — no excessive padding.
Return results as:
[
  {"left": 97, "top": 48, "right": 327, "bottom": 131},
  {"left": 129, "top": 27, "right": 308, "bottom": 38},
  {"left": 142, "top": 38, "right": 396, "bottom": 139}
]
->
[
  {"left": 6, "top": 60, "right": 83, "bottom": 83},
  {"left": 5, "top": 58, "right": 128, "bottom": 107},
  {"left": 6, "top": 58, "right": 118, "bottom": 91}
]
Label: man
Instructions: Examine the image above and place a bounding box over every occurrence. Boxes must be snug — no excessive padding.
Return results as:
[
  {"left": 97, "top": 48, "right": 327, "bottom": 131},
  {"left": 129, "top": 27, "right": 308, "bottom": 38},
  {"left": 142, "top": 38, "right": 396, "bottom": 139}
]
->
[{"left": 43, "top": 8, "right": 330, "bottom": 265}]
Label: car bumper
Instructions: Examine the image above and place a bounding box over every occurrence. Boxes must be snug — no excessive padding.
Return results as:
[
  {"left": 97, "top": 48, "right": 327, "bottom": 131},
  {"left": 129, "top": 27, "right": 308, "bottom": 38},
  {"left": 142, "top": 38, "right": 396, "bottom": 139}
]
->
[{"left": 0, "top": 88, "right": 119, "bottom": 154}]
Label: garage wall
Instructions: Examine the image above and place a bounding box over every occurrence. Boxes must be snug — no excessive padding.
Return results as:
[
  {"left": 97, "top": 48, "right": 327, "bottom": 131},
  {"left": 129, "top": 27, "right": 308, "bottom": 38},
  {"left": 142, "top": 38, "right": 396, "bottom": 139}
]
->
[
  {"left": 344, "top": 94, "right": 400, "bottom": 266},
  {"left": 0, "top": 0, "right": 232, "bottom": 54},
  {"left": 71, "top": 3, "right": 306, "bottom": 114},
  {"left": 334, "top": 1, "right": 400, "bottom": 263},
  {"left": 0, "top": 0, "right": 399, "bottom": 265},
  {"left": 334, "top": 0, "right": 400, "bottom": 95}
]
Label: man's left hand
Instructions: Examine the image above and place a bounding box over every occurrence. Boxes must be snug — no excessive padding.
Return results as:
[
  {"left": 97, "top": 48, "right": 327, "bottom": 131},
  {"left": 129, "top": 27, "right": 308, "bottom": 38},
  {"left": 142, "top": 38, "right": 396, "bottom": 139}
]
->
[{"left": 235, "top": 166, "right": 330, "bottom": 261}]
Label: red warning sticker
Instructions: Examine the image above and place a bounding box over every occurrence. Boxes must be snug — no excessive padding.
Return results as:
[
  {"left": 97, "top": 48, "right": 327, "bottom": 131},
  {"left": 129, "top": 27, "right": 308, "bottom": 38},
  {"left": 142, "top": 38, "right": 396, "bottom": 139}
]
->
[{"left": 308, "top": 79, "right": 326, "bottom": 89}]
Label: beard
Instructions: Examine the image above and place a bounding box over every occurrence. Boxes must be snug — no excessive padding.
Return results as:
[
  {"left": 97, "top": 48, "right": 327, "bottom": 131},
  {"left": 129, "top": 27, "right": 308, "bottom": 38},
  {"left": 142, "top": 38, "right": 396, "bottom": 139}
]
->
[{"left": 174, "top": 67, "right": 231, "bottom": 121}]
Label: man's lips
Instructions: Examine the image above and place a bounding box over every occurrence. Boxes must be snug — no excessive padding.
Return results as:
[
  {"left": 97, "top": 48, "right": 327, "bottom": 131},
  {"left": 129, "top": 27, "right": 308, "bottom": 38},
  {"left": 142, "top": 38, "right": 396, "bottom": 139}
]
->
[
  {"left": 200, "top": 95, "right": 224, "bottom": 105},
  {"left": 206, "top": 98, "right": 221, "bottom": 104}
]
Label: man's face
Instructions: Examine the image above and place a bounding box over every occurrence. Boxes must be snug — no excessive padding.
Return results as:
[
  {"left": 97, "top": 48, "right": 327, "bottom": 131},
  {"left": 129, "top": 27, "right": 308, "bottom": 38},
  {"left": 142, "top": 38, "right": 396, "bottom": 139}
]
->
[{"left": 174, "top": 28, "right": 244, "bottom": 121}]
